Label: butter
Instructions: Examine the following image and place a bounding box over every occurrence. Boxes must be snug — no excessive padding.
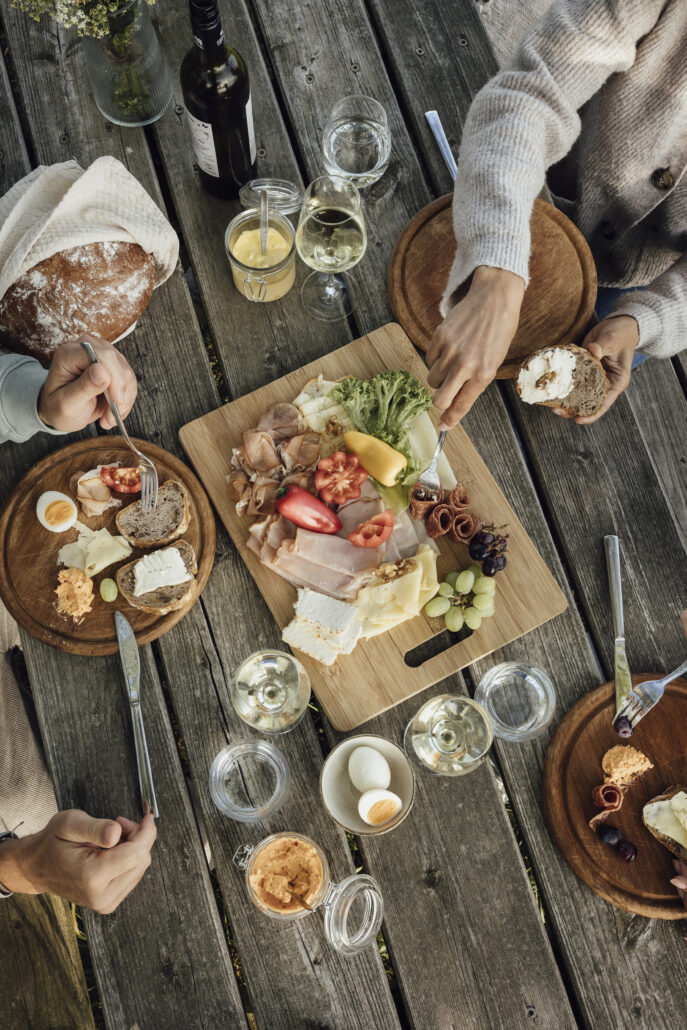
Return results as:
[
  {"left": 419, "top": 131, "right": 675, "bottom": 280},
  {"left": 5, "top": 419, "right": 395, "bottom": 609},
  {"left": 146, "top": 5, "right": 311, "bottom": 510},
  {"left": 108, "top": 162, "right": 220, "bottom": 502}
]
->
[
  {"left": 227, "top": 218, "right": 296, "bottom": 303},
  {"left": 644, "top": 792, "right": 687, "bottom": 849},
  {"left": 133, "top": 548, "right": 191, "bottom": 597},
  {"left": 517, "top": 348, "right": 576, "bottom": 404},
  {"left": 232, "top": 227, "right": 291, "bottom": 268},
  {"left": 57, "top": 522, "right": 132, "bottom": 578}
]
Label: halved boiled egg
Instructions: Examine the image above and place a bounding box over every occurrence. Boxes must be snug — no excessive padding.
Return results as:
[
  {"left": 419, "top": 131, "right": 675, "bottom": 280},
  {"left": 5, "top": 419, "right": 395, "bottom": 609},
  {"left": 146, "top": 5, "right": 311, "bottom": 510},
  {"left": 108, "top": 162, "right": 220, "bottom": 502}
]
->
[
  {"left": 358, "top": 788, "right": 403, "bottom": 827},
  {"left": 36, "top": 491, "right": 78, "bottom": 533}
]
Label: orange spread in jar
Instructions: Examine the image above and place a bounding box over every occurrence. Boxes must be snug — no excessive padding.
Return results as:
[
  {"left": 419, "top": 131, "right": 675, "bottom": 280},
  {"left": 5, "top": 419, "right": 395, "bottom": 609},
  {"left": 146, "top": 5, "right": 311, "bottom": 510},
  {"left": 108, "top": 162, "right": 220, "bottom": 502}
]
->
[
  {"left": 45, "top": 499, "right": 75, "bottom": 527},
  {"left": 249, "top": 837, "right": 323, "bottom": 913},
  {"left": 55, "top": 568, "right": 94, "bottom": 623}
]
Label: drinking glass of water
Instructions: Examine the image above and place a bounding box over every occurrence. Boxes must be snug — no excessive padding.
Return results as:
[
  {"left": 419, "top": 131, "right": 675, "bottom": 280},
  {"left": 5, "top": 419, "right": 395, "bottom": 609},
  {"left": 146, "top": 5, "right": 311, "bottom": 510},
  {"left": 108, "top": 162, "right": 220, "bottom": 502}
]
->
[
  {"left": 322, "top": 95, "right": 391, "bottom": 186},
  {"left": 232, "top": 650, "right": 311, "bottom": 734},
  {"left": 404, "top": 694, "right": 493, "bottom": 776}
]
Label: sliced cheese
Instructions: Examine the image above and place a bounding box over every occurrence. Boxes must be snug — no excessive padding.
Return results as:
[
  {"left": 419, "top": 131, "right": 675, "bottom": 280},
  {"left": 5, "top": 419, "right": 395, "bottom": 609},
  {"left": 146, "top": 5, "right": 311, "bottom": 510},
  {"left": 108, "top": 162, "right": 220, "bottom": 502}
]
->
[
  {"left": 644, "top": 793, "right": 687, "bottom": 849},
  {"left": 671, "top": 791, "right": 687, "bottom": 834},
  {"left": 416, "top": 545, "right": 439, "bottom": 607},
  {"left": 57, "top": 522, "right": 132, "bottom": 578},
  {"left": 354, "top": 546, "right": 438, "bottom": 637}
]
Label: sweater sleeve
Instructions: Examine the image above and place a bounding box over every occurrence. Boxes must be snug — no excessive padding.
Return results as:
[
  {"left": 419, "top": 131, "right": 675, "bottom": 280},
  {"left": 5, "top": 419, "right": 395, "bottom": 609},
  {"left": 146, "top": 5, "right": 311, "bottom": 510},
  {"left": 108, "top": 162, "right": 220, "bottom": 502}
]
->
[
  {"left": 0, "top": 354, "right": 64, "bottom": 444},
  {"left": 608, "top": 254, "right": 687, "bottom": 358},
  {"left": 441, "top": 0, "right": 665, "bottom": 314}
]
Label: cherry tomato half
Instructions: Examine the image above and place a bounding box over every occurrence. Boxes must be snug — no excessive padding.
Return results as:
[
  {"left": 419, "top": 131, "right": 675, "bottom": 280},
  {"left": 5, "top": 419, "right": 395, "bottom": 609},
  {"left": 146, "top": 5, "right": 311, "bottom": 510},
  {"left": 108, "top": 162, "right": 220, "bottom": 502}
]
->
[
  {"left": 98, "top": 464, "right": 142, "bottom": 494},
  {"left": 315, "top": 451, "right": 368, "bottom": 506},
  {"left": 276, "top": 485, "right": 342, "bottom": 534},
  {"left": 347, "top": 509, "right": 394, "bottom": 548}
]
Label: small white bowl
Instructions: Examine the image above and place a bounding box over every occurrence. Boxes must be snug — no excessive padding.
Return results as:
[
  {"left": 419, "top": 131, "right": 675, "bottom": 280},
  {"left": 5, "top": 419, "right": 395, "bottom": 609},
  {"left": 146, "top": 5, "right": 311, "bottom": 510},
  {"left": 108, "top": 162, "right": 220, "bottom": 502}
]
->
[{"left": 320, "top": 734, "right": 415, "bottom": 836}]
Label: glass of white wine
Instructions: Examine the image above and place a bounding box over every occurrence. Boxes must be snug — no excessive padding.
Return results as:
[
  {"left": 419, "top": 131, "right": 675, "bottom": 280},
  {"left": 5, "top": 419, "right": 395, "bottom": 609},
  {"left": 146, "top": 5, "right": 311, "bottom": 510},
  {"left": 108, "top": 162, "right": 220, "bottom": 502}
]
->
[
  {"left": 232, "top": 650, "right": 311, "bottom": 734},
  {"left": 295, "top": 175, "right": 367, "bottom": 321},
  {"left": 404, "top": 694, "right": 494, "bottom": 777}
]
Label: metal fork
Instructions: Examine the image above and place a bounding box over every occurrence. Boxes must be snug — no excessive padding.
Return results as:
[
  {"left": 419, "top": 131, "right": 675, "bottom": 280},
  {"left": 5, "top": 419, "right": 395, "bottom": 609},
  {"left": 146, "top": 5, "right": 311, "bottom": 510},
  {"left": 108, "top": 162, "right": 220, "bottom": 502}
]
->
[
  {"left": 80, "top": 339, "right": 158, "bottom": 512},
  {"left": 415, "top": 430, "right": 447, "bottom": 500},
  {"left": 615, "top": 658, "right": 687, "bottom": 730}
]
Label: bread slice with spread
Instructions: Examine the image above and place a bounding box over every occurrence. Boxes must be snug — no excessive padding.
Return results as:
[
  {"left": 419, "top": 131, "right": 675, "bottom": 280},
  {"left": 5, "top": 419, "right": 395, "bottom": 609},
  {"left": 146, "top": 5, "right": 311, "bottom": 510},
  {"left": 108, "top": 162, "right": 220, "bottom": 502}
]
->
[
  {"left": 116, "top": 540, "right": 197, "bottom": 615},
  {"left": 643, "top": 785, "right": 687, "bottom": 863},
  {"left": 516, "top": 343, "right": 609, "bottom": 417}
]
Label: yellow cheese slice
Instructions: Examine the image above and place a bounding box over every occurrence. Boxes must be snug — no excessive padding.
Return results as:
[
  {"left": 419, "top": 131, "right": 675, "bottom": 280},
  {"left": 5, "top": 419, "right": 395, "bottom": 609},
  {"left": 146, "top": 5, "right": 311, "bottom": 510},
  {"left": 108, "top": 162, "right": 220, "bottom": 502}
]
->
[{"left": 416, "top": 545, "right": 439, "bottom": 608}]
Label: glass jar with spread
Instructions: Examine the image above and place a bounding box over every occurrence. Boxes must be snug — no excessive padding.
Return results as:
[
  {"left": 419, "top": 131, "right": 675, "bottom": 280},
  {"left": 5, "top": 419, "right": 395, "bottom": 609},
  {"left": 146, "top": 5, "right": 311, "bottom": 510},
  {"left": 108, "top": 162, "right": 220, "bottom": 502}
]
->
[
  {"left": 233, "top": 831, "right": 384, "bottom": 955},
  {"left": 225, "top": 208, "right": 296, "bottom": 303}
]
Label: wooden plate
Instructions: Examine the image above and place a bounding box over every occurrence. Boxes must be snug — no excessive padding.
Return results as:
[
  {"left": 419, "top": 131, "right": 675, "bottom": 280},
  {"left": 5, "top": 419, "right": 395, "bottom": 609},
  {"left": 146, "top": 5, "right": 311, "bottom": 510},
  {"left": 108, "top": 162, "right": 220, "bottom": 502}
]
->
[
  {"left": 543, "top": 676, "right": 687, "bottom": 920},
  {"left": 180, "top": 323, "right": 567, "bottom": 732},
  {"left": 388, "top": 196, "right": 597, "bottom": 377},
  {"left": 0, "top": 437, "right": 216, "bottom": 655}
]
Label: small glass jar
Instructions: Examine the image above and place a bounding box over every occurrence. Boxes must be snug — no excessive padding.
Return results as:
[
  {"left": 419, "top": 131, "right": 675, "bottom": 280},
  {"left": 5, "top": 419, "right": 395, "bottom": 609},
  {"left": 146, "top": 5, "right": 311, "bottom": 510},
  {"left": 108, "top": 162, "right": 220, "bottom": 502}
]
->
[
  {"left": 239, "top": 178, "right": 304, "bottom": 216},
  {"left": 234, "top": 831, "right": 384, "bottom": 955},
  {"left": 209, "top": 740, "right": 290, "bottom": 822},
  {"left": 225, "top": 208, "right": 296, "bottom": 303},
  {"left": 474, "top": 663, "right": 556, "bottom": 742}
]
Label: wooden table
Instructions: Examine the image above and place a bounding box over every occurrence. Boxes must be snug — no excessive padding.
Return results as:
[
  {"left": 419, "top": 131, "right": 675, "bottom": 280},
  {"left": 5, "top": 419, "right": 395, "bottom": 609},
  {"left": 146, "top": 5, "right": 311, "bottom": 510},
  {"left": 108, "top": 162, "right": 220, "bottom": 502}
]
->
[{"left": 1, "top": 1, "right": 686, "bottom": 1027}]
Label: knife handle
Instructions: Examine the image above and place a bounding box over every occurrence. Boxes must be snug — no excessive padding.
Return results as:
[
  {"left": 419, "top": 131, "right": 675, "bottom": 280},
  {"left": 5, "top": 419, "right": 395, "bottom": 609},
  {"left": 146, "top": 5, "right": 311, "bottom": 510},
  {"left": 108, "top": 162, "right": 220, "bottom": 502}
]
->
[
  {"left": 131, "top": 703, "right": 159, "bottom": 819},
  {"left": 604, "top": 534, "right": 624, "bottom": 639}
]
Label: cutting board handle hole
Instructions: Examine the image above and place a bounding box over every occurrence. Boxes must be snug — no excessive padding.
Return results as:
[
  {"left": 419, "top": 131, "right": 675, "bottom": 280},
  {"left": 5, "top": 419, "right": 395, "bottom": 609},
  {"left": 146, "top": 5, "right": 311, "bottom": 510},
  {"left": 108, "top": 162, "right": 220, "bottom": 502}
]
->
[{"left": 404, "top": 625, "right": 472, "bottom": 667}]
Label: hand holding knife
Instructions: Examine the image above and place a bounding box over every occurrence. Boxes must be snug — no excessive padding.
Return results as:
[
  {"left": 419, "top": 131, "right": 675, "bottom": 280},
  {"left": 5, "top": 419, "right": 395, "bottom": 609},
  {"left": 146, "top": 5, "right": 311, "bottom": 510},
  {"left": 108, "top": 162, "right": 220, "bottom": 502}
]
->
[{"left": 115, "top": 612, "right": 159, "bottom": 819}]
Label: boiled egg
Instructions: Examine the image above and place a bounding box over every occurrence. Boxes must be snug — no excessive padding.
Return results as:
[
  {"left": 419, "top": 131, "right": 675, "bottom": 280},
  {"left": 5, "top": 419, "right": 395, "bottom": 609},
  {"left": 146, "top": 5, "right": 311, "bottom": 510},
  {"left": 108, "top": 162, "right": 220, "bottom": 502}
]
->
[
  {"left": 36, "top": 491, "right": 78, "bottom": 533},
  {"left": 358, "top": 788, "right": 403, "bottom": 827},
  {"left": 348, "top": 746, "right": 391, "bottom": 793}
]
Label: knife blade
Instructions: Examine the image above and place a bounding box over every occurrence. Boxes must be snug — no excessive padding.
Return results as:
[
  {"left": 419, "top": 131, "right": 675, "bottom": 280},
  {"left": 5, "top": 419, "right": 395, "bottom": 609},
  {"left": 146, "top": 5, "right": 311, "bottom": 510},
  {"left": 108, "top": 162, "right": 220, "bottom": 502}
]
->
[
  {"left": 115, "top": 612, "right": 159, "bottom": 819},
  {"left": 604, "top": 535, "right": 632, "bottom": 715}
]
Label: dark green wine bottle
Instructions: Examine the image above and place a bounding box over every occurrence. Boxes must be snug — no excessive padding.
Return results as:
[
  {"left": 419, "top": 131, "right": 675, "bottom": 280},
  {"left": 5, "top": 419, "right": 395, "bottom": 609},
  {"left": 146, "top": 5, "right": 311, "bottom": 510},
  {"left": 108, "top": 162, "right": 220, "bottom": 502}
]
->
[{"left": 181, "top": 0, "right": 257, "bottom": 198}]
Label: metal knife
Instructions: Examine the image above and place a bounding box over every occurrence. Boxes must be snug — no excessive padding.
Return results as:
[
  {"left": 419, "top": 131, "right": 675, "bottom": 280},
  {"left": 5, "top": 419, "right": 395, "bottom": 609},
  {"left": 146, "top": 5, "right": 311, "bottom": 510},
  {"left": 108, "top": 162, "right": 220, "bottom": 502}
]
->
[
  {"left": 604, "top": 535, "right": 632, "bottom": 716},
  {"left": 114, "top": 612, "right": 159, "bottom": 819}
]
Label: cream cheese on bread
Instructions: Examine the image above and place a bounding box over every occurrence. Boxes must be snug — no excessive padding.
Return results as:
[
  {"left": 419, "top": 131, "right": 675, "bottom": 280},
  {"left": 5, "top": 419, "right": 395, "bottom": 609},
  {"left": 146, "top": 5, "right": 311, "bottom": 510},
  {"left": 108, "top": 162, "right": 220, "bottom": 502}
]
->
[
  {"left": 133, "top": 547, "right": 192, "bottom": 597},
  {"left": 517, "top": 348, "right": 576, "bottom": 403}
]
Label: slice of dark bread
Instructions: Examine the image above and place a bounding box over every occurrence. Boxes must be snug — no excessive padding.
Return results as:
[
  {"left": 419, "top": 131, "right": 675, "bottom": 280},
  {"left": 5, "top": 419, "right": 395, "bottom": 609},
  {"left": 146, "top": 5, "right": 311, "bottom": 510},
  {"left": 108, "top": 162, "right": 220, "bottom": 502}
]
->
[
  {"left": 117, "top": 540, "right": 197, "bottom": 615},
  {"left": 516, "top": 344, "right": 609, "bottom": 417},
  {"left": 116, "top": 479, "right": 191, "bottom": 547}
]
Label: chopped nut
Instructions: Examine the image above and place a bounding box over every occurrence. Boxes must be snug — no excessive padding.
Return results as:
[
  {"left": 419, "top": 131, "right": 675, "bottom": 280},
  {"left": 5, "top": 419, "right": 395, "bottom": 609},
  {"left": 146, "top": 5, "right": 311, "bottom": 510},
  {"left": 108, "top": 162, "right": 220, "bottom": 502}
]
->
[
  {"left": 535, "top": 371, "right": 558, "bottom": 389},
  {"left": 375, "top": 558, "right": 417, "bottom": 582}
]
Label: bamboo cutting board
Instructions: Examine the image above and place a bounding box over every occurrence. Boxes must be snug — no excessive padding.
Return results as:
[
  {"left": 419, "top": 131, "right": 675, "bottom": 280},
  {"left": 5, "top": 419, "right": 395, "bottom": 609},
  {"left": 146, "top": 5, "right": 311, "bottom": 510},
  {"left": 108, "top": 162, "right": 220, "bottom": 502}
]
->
[
  {"left": 388, "top": 197, "right": 597, "bottom": 377},
  {"left": 543, "top": 676, "right": 687, "bottom": 919},
  {"left": 179, "top": 323, "right": 567, "bottom": 731}
]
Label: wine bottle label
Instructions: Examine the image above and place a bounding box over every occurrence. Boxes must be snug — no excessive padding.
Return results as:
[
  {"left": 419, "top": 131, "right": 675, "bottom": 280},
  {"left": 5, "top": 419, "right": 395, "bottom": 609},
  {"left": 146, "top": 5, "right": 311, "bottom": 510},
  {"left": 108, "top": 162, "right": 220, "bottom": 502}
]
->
[
  {"left": 186, "top": 109, "right": 220, "bottom": 177},
  {"left": 246, "top": 94, "right": 257, "bottom": 165}
]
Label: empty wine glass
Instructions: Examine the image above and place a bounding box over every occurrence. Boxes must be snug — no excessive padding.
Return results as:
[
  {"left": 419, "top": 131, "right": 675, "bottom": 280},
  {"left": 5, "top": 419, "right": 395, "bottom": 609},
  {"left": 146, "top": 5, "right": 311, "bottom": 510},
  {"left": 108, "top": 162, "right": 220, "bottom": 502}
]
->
[
  {"left": 404, "top": 694, "right": 493, "bottom": 776},
  {"left": 295, "top": 175, "right": 367, "bottom": 320},
  {"left": 322, "top": 95, "right": 391, "bottom": 186}
]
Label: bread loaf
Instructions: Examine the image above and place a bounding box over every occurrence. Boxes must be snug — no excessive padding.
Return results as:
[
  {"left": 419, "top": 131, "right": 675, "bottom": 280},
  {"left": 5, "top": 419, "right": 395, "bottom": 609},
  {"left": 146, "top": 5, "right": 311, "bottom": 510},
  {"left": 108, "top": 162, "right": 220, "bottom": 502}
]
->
[{"left": 0, "top": 240, "right": 155, "bottom": 364}]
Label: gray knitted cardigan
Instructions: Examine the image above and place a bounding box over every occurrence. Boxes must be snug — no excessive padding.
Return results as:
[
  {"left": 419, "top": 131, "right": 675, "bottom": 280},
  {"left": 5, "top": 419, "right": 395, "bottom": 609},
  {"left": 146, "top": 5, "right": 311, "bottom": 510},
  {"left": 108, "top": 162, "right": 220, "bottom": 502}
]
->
[{"left": 442, "top": 0, "right": 687, "bottom": 358}]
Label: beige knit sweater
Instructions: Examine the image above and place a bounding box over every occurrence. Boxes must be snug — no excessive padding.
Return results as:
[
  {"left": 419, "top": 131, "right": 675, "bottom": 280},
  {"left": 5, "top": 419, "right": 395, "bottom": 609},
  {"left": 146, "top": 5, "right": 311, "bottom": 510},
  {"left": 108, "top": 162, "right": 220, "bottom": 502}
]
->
[{"left": 443, "top": 0, "right": 687, "bottom": 358}]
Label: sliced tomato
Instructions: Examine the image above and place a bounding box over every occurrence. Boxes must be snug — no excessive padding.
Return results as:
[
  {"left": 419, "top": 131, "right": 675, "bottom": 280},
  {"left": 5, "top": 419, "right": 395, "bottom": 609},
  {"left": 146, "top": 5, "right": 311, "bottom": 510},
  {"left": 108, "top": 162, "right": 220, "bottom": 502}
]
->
[
  {"left": 276, "top": 485, "right": 342, "bottom": 534},
  {"left": 98, "top": 464, "right": 142, "bottom": 494},
  {"left": 315, "top": 451, "right": 368, "bottom": 506},
  {"left": 347, "top": 509, "right": 394, "bottom": 548}
]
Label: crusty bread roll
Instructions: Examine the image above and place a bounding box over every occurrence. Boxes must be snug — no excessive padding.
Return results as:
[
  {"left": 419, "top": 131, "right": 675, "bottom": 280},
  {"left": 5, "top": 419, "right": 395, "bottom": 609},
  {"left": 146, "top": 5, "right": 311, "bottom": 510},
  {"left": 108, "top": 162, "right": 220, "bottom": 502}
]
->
[{"left": 0, "top": 240, "right": 155, "bottom": 365}]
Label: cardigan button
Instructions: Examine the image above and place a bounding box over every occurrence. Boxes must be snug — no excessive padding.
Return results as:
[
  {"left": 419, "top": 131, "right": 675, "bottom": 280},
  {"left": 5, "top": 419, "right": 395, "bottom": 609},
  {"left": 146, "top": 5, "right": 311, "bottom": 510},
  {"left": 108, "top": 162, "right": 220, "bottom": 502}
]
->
[
  {"left": 651, "top": 167, "right": 674, "bottom": 190},
  {"left": 599, "top": 220, "right": 616, "bottom": 240}
]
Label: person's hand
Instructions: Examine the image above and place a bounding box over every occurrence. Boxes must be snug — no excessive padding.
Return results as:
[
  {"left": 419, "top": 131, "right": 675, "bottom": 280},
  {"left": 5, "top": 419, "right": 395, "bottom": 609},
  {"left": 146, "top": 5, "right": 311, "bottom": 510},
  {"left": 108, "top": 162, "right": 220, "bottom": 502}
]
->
[
  {"left": 0, "top": 809, "right": 156, "bottom": 914},
  {"left": 671, "top": 859, "right": 687, "bottom": 910},
  {"left": 37, "top": 335, "right": 137, "bottom": 433},
  {"left": 553, "top": 315, "right": 639, "bottom": 425},
  {"left": 427, "top": 266, "right": 525, "bottom": 428}
]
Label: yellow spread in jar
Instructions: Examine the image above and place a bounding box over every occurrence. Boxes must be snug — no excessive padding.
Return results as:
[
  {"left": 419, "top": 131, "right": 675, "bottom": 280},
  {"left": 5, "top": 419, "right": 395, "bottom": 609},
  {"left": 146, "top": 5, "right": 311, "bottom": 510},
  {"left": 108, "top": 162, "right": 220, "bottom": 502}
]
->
[
  {"left": 229, "top": 225, "right": 295, "bottom": 302},
  {"left": 55, "top": 568, "right": 94, "bottom": 623},
  {"left": 249, "top": 837, "right": 323, "bottom": 913},
  {"left": 45, "top": 499, "right": 75, "bottom": 527}
]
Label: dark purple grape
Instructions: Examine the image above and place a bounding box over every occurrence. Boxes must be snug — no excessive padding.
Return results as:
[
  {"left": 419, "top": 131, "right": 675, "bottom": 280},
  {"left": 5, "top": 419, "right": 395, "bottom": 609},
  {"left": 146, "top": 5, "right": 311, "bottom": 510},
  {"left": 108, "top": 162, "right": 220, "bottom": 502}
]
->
[
  {"left": 597, "top": 824, "right": 621, "bottom": 847},
  {"left": 472, "top": 531, "right": 494, "bottom": 546},
  {"left": 482, "top": 557, "right": 498, "bottom": 577},
  {"left": 469, "top": 542, "right": 490, "bottom": 561},
  {"left": 493, "top": 555, "right": 507, "bottom": 572},
  {"left": 617, "top": 841, "right": 637, "bottom": 862},
  {"left": 614, "top": 716, "right": 633, "bottom": 739}
]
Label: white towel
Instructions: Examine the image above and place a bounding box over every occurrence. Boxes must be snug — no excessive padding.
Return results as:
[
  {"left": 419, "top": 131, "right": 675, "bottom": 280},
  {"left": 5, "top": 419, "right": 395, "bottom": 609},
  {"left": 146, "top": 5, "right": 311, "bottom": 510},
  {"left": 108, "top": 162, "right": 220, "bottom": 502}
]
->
[{"left": 0, "top": 156, "right": 179, "bottom": 303}]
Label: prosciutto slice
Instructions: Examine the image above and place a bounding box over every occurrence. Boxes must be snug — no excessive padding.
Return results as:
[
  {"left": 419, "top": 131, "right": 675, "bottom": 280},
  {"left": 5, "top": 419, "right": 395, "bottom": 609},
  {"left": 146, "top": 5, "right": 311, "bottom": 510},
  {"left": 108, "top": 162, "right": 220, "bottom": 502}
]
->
[
  {"left": 227, "top": 470, "right": 253, "bottom": 516},
  {"left": 241, "top": 430, "right": 281, "bottom": 474},
  {"left": 279, "top": 432, "right": 321, "bottom": 472},
  {"left": 257, "top": 403, "right": 304, "bottom": 441},
  {"left": 248, "top": 476, "right": 281, "bottom": 516},
  {"left": 588, "top": 782, "right": 624, "bottom": 829},
  {"left": 281, "top": 470, "right": 316, "bottom": 494}
]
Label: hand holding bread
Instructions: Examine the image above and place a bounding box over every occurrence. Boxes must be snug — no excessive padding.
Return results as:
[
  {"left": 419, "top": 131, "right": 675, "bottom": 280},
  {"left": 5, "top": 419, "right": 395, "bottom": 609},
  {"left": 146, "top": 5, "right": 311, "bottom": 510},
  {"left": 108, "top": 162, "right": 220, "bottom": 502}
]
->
[
  {"left": 552, "top": 316, "right": 639, "bottom": 425},
  {"left": 38, "top": 336, "right": 137, "bottom": 433}
]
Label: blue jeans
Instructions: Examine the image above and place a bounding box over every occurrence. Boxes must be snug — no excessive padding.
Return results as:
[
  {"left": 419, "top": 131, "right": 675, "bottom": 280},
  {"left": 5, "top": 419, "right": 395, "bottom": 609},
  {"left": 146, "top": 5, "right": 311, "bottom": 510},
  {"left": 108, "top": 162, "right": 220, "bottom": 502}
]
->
[{"left": 595, "top": 286, "right": 649, "bottom": 370}]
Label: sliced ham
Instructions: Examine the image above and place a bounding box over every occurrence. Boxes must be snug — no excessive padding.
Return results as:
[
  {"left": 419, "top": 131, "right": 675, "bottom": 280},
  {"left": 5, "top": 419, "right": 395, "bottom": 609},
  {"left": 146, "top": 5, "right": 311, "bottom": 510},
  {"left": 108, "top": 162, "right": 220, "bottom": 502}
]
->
[
  {"left": 246, "top": 516, "right": 273, "bottom": 558},
  {"left": 242, "top": 430, "right": 281, "bottom": 474},
  {"left": 227, "top": 470, "right": 253, "bottom": 516},
  {"left": 270, "top": 545, "right": 357, "bottom": 599},
  {"left": 336, "top": 494, "right": 384, "bottom": 539},
  {"left": 388, "top": 509, "right": 420, "bottom": 559},
  {"left": 257, "top": 403, "right": 304, "bottom": 440},
  {"left": 261, "top": 515, "right": 296, "bottom": 563},
  {"left": 281, "top": 470, "right": 316, "bottom": 493},
  {"left": 279, "top": 431, "right": 321, "bottom": 472},
  {"left": 248, "top": 476, "right": 281, "bottom": 516},
  {"left": 290, "top": 528, "right": 383, "bottom": 575}
]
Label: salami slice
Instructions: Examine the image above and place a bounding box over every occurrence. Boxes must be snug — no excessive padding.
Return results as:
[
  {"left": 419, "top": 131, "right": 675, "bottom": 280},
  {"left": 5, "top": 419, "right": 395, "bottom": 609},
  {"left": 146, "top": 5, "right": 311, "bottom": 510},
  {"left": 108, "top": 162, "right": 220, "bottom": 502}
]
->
[
  {"left": 426, "top": 504, "right": 454, "bottom": 538},
  {"left": 449, "top": 511, "right": 482, "bottom": 542},
  {"left": 409, "top": 484, "right": 443, "bottom": 521},
  {"left": 447, "top": 485, "right": 471, "bottom": 511}
]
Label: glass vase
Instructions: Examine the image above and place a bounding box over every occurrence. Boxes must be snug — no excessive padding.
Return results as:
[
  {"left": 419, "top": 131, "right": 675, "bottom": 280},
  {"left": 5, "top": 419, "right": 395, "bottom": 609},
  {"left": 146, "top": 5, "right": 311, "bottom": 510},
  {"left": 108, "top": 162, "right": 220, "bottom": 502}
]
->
[{"left": 82, "top": 1, "right": 172, "bottom": 127}]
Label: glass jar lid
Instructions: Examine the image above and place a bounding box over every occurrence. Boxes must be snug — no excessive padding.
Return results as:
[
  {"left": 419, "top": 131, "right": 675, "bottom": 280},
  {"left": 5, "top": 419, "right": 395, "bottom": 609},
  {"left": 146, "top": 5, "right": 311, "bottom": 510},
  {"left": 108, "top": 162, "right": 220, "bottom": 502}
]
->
[
  {"left": 322, "top": 873, "right": 384, "bottom": 955},
  {"left": 239, "top": 177, "right": 304, "bottom": 215},
  {"left": 209, "top": 740, "right": 290, "bottom": 822}
]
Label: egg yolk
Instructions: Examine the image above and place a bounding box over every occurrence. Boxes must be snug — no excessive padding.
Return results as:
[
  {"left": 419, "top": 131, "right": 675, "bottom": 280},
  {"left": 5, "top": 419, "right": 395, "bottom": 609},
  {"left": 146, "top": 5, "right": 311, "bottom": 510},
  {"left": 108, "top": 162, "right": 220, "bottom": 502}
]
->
[{"left": 45, "top": 499, "right": 74, "bottom": 527}]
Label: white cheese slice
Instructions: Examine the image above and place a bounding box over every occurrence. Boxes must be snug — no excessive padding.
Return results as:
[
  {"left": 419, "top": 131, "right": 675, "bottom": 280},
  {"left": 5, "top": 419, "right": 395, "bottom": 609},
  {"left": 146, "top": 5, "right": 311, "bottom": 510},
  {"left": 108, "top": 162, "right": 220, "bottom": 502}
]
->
[
  {"left": 57, "top": 522, "right": 132, "bottom": 577},
  {"left": 133, "top": 547, "right": 192, "bottom": 597},
  {"left": 670, "top": 791, "right": 687, "bottom": 834},
  {"left": 282, "top": 618, "right": 342, "bottom": 666}
]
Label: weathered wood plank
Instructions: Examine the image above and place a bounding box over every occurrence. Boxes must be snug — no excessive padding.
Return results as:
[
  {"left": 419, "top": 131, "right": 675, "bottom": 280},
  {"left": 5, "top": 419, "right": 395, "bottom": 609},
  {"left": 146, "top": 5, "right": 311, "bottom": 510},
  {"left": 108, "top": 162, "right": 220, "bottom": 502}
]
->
[
  {"left": 0, "top": 9, "right": 248, "bottom": 1028},
  {"left": 0, "top": 893, "right": 95, "bottom": 1030}
]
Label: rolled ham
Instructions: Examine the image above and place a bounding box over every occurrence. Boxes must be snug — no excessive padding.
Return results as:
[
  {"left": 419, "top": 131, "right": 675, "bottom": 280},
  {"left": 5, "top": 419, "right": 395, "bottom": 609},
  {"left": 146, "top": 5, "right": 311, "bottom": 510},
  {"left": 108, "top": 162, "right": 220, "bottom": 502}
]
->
[{"left": 588, "top": 782, "right": 624, "bottom": 829}]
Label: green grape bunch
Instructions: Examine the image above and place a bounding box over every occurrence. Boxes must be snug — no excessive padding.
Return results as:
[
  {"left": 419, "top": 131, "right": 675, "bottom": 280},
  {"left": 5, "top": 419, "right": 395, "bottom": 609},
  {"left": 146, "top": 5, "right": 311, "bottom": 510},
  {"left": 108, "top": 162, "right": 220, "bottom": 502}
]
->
[{"left": 423, "top": 565, "right": 497, "bottom": 632}]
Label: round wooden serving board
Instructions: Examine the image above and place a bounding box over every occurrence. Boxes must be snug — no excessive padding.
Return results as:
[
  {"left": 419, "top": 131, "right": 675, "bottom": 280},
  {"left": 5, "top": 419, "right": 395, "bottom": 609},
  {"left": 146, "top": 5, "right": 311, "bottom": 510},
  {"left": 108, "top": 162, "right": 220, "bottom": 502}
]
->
[
  {"left": 543, "top": 676, "right": 687, "bottom": 919},
  {"left": 388, "top": 196, "right": 597, "bottom": 378},
  {"left": 0, "top": 437, "right": 216, "bottom": 655}
]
